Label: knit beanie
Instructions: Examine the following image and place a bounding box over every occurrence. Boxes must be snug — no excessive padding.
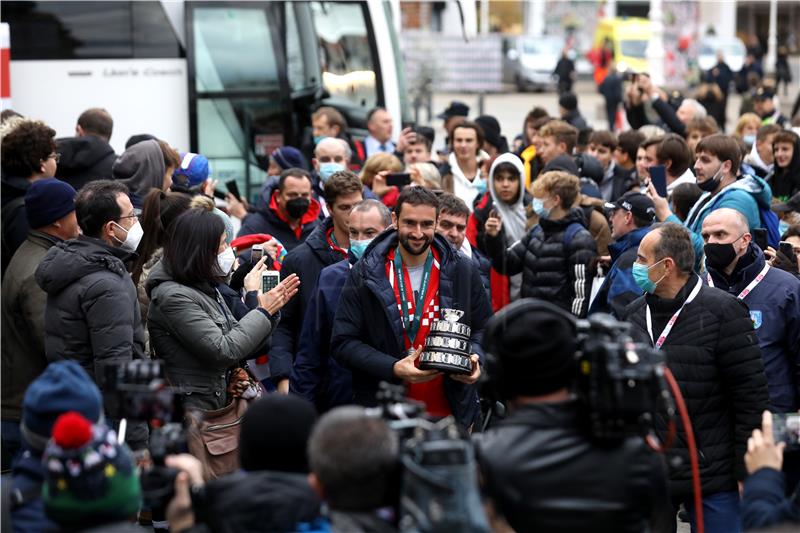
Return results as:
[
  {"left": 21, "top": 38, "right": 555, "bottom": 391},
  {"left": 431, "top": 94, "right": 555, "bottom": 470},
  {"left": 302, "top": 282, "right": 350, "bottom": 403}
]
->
[
  {"left": 21, "top": 361, "right": 103, "bottom": 452},
  {"left": 213, "top": 207, "right": 235, "bottom": 244},
  {"left": 25, "top": 178, "right": 77, "bottom": 229},
  {"left": 271, "top": 146, "right": 308, "bottom": 171},
  {"left": 240, "top": 395, "right": 317, "bottom": 473},
  {"left": 173, "top": 152, "right": 210, "bottom": 187},
  {"left": 485, "top": 299, "right": 578, "bottom": 399},
  {"left": 42, "top": 412, "right": 141, "bottom": 527}
]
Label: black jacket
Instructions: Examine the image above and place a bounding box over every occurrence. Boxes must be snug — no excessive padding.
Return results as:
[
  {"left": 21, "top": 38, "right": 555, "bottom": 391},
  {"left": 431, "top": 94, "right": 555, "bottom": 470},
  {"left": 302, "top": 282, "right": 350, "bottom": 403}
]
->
[
  {"left": 484, "top": 209, "right": 597, "bottom": 318},
  {"left": 270, "top": 217, "right": 347, "bottom": 382},
  {"left": 562, "top": 109, "right": 588, "bottom": 130},
  {"left": 331, "top": 231, "right": 492, "bottom": 428},
  {"left": 625, "top": 276, "right": 769, "bottom": 497},
  {"left": 55, "top": 136, "right": 116, "bottom": 191},
  {"left": 1, "top": 175, "right": 31, "bottom": 276},
  {"left": 475, "top": 400, "right": 668, "bottom": 533}
]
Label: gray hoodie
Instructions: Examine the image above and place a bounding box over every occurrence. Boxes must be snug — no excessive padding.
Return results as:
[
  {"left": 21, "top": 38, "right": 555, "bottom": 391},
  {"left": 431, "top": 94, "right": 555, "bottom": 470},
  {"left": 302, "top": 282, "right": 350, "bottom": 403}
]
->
[{"left": 112, "top": 139, "right": 165, "bottom": 208}]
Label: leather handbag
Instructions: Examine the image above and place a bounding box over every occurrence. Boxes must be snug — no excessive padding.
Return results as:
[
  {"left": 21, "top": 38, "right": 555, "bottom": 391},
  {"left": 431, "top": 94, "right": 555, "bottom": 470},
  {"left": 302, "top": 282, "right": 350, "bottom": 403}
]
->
[{"left": 185, "top": 397, "right": 249, "bottom": 482}]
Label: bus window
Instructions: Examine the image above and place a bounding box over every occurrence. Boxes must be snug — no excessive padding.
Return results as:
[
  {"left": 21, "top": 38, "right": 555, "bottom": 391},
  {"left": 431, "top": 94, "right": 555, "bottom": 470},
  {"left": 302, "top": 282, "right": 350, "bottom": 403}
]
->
[
  {"left": 192, "top": 7, "right": 279, "bottom": 92},
  {"left": 285, "top": 2, "right": 318, "bottom": 93},
  {"left": 310, "top": 1, "right": 378, "bottom": 112}
]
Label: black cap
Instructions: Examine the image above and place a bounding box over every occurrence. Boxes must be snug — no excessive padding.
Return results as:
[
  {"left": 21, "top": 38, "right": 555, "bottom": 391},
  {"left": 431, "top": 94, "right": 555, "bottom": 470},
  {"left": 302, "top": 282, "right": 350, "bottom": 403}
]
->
[
  {"left": 772, "top": 191, "right": 800, "bottom": 213},
  {"left": 753, "top": 86, "right": 775, "bottom": 101},
  {"left": 604, "top": 192, "right": 656, "bottom": 221},
  {"left": 436, "top": 101, "right": 470, "bottom": 119},
  {"left": 542, "top": 154, "right": 579, "bottom": 176},
  {"left": 558, "top": 92, "right": 578, "bottom": 111},
  {"left": 475, "top": 115, "right": 502, "bottom": 150}
]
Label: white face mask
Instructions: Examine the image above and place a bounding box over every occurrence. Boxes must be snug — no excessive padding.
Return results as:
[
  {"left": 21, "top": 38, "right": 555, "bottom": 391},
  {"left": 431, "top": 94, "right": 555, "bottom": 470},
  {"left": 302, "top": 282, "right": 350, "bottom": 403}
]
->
[
  {"left": 216, "top": 247, "right": 236, "bottom": 276},
  {"left": 112, "top": 221, "right": 143, "bottom": 253}
]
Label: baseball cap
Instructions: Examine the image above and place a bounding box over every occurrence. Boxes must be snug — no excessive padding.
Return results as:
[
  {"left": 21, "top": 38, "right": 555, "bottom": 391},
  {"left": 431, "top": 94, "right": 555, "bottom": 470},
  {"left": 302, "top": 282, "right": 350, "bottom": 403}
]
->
[
  {"left": 772, "top": 192, "right": 800, "bottom": 213},
  {"left": 604, "top": 192, "right": 656, "bottom": 221},
  {"left": 436, "top": 101, "right": 470, "bottom": 120},
  {"left": 753, "top": 86, "right": 775, "bottom": 101}
]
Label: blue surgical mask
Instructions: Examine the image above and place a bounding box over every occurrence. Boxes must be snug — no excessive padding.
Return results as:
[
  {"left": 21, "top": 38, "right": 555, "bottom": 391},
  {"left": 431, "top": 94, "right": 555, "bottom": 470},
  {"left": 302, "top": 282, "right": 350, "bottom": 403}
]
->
[
  {"left": 532, "top": 197, "right": 550, "bottom": 219},
  {"left": 779, "top": 219, "right": 789, "bottom": 236},
  {"left": 473, "top": 178, "right": 487, "bottom": 194},
  {"left": 319, "top": 162, "right": 345, "bottom": 183},
  {"left": 313, "top": 135, "right": 327, "bottom": 146},
  {"left": 743, "top": 134, "right": 756, "bottom": 146},
  {"left": 349, "top": 238, "right": 373, "bottom": 260},
  {"left": 632, "top": 259, "right": 665, "bottom": 294}
]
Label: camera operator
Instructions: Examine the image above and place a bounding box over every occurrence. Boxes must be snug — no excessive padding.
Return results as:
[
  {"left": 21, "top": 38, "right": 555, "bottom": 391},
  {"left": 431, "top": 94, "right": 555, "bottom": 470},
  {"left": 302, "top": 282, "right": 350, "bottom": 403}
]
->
[{"left": 474, "top": 298, "right": 668, "bottom": 532}]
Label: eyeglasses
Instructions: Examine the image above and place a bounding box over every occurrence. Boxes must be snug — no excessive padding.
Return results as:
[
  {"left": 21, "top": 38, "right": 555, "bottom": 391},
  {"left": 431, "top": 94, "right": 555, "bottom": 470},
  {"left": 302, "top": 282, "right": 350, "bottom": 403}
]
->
[
  {"left": 119, "top": 214, "right": 138, "bottom": 221},
  {"left": 47, "top": 153, "right": 61, "bottom": 163}
]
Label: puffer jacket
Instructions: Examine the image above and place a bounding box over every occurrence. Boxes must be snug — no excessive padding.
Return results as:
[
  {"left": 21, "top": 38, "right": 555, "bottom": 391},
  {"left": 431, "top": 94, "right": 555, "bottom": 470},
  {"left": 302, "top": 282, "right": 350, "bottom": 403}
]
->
[
  {"left": 706, "top": 244, "right": 800, "bottom": 412},
  {"left": 35, "top": 236, "right": 145, "bottom": 390},
  {"left": 484, "top": 209, "right": 597, "bottom": 317},
  {"left": 626, "top": 276, "right": 769, "bottom": 498},
  {"left": 331, "top": 231, "right": 493, "bottom": 428},
  {"left": 145, "top": 260, "right": 273, "bottom": 411},
  {"left": 474, "top": 400, "right": 668, "bottom": 533}
]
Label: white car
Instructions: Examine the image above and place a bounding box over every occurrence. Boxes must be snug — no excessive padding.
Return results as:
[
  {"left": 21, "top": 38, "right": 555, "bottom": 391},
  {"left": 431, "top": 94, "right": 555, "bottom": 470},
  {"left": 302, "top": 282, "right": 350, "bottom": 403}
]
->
[
  {"left": 502, "top": 36, "right": 562, "bottom": 92},
  {"left": 698, "top": 36, "right": 747, "bottom": 73}
]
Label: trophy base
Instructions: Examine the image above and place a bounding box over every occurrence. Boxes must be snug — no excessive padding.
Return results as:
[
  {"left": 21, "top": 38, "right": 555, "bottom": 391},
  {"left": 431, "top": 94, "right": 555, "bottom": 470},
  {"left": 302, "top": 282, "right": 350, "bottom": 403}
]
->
[{"left": 419, "top": 351, "right": 472, "bottom": 375}]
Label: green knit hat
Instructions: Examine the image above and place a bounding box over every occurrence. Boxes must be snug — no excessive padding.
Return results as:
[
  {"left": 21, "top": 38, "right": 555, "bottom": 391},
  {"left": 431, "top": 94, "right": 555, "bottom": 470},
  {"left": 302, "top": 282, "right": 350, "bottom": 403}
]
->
[{"left": 42, "top": 412, "right": 141, "bottom": 526}]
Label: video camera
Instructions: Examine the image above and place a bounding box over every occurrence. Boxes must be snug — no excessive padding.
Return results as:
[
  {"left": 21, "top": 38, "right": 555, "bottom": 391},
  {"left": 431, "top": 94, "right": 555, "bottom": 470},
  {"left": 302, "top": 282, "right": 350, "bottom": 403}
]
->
[{"left": 104, "top": 360, "right": 186, "bottom": 509}]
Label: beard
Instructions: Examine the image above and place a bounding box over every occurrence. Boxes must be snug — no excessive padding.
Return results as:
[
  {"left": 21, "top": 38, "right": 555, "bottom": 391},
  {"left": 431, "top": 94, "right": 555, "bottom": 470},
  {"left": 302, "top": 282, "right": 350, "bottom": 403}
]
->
[{"left": 399, "top": 233, "right": 432, "bottom": 256}]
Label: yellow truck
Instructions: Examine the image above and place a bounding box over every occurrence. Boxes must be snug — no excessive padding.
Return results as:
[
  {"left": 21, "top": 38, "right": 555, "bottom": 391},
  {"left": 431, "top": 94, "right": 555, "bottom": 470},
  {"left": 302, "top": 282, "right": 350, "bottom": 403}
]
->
[{"left": 593, "top": 17, "right": 652, "bottom": 75}]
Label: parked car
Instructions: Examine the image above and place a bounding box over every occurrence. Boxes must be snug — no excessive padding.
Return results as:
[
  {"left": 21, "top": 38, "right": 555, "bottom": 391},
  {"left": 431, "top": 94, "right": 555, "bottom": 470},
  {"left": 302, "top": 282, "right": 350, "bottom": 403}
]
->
[
  {"left": 698, "top": 36, "right": 746, "bottom": 72},
  {"left": 502, "top": 35, "right": 562, "bottom": 92}
]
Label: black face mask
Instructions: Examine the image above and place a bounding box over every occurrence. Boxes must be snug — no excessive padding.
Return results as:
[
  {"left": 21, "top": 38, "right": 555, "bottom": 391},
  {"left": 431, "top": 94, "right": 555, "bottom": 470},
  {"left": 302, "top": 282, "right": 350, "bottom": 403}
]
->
[
  {"left": 697, "top": 163, "right": 724, "bottom": 193},
  {"left": 704, "top": 241, "right": 739, "bottom": 271},
  {"left": 285, "top": 198, "right": 310, "bottom": 219}
]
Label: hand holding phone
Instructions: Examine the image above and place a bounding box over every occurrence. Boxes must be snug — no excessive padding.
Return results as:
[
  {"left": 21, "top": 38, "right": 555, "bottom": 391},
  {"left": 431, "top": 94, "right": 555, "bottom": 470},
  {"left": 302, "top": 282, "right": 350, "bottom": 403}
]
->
[
  {"left": 226, "top": 180, "right": 242, "bottom": 201},
  {"left": 386, "top": 172, "right": 411, "bottom": 188},
  {"left": 648, "top": 165, "right": 668, "bottom": 198},
  {"left": 261, "top": 270, "right": 280, "bottom": 294},
  {"left": 251, "top": 244, "right": 264, "bottom": 264},
  {"left": 779, "top": 241, "right": 796, "bottom": 260},
  {"left": 485, "top": 209, "right": 503, "bottom": 238}
]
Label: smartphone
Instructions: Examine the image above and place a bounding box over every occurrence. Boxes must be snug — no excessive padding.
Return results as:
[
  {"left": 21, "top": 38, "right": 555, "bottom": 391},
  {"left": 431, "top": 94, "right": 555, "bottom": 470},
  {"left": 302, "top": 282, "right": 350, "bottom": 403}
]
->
[
  {"left": 212, "top": 189, "right": 227, "bottom": 200},
  {"left": 779, "top": 241, "right": 796, "bottom": 259},
  {"left": 752, "top": 228, "right": 768, "bottom": 252},
  {"left": 772, "top": 413, "right": 800, "bottom": 447},
  {"left": 251, "top": 244, "right": 264, "bottom": 263},
  {"left": 261, "top": 270, "right": 280, "bottom": 294},
  {"left": 226, "top": 180, "right": 241, "bottom": 200},
  {"left": 386, "top": 172, "right": 411, "bottom": 188},
  {"left": 648, "top": 165, "right": 668, "bottom": 198}
]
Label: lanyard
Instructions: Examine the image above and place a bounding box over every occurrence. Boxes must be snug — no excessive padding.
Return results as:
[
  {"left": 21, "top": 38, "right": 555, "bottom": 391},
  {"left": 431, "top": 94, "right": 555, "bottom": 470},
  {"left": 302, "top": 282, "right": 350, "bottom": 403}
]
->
[
  {"left": 394, "top": 246, "right": 433, "bottom": 343},
  {"left": 646, "top": 277, "right": 703, "bottom": 350},
  {"left": 707, "top": 263, "right": 769, "bottom": 300}
]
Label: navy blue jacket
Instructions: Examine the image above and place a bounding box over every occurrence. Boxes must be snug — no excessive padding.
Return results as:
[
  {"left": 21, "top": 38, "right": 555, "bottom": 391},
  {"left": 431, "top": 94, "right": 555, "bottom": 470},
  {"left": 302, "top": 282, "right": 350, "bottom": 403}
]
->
[
  {"left": 290, "top": 258, "right": 354, "bottom": 410},
  {"left": 741, "top": 468, "right": 800, "bottom": 530},
  {"left": 707, "top": 244, "right": 800, "bottom": 412},
  {"left": 270, "top": 217, "right": 346, "bottom": 382},
  {"left": 467, "top": 247, "right": 492, "bottom": 301},
  {"left": 589, "top": 226, "right": 652, "bottom": 318},
  {"left": 9, "top": 447, "right": 58, "bottom": 532},
  {"left": 331, "top": 231, "right": 493, "bottom": 428}
]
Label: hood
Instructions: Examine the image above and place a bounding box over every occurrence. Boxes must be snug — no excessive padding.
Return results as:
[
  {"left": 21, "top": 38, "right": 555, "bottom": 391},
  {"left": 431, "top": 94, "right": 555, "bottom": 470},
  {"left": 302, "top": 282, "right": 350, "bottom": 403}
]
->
[
  {"left": 112, "top": 139, "right": 165, "bottom": 195},
  {"left": 488, "top": 153, "right": 528, "bottom": 242},
  {"left": 256, "top": 176, "right": 281, "bottom": 212},
  {"left": 488, "top": 153, "right": 526, "bottom": 211},
  {"left": 36, "top": 236, "right": 129, "bottom": 295},
  {"left": 144, "top": 258, "right": 178, "bottom": 298},
  {"left": 303, "top": 216, "right": 336, "bottom": 253},
  {"left": 1, "top": 175, "right": 30, "bottom": 205},
  {"left": 746, "top": 142, "right": 772, "bottom": 173},
  {"left": 728, "top": 174, "right": 773, "bottom": 210},
  {"left": 56, "top": 136, "right": 115, "bottom": 172}
]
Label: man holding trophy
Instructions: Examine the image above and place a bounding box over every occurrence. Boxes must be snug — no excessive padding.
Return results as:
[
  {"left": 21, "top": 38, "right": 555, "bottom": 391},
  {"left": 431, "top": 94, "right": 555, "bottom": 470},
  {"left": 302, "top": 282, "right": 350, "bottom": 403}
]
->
[{"left": 332, "top": 187, "right": 492, "bottom": 428}]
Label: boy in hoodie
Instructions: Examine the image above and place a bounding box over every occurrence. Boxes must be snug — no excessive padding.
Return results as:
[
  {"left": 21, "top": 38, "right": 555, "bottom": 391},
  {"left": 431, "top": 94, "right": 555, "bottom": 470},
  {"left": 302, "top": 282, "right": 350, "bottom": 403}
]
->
[{"left": 55, "top": 108, "right": 117, "bottom": 191}]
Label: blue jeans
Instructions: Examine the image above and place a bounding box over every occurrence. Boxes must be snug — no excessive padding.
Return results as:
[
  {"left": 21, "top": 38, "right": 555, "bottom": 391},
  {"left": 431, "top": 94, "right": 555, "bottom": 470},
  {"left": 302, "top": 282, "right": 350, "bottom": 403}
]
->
[
  {"left": 683, "top": 490, "right": 741, "bottom": 533},
  {"left": 1, "top": 420, "right": 22, "bottom": 472}
]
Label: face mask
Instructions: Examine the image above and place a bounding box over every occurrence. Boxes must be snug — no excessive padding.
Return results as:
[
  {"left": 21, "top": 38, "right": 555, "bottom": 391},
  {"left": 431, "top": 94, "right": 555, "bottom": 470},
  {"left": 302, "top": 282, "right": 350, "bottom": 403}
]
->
[
  {"left": 704, "top": 234, "right": 744, "bottom": 271},
  {"left": 216, "top": 247, "right": 236, "bottom": 276},
  {"left": 313, "top": 135, "right": 327, "bottom": 146},
  {"left": 318, "top": 162, "right": 345, "bottom": 183},
  {"left": 532, "top": 197, "right": 550, "bottom": 219},
  {"left": 743, "top": 134, "right": 756, "bottom": 146},
  {"left": 473, "top": 178, "right": 487, "bottom": 194},
  {"left": 779, "top": 219, "right": 790, "bottom": 236},
  {"left": 286, "top": 197, "right": 311, "bottom": 219},
  {"left": 112, "top": 221, "right": 143, "bottom": 253},
  {"left": 697, "top": 163, "right": 724, "bottom": 192},
  {"left": 632, "top": 259, "right": 666, "bottom": 294},
  {"left": 349, "top": 238, "right": 373, "bottom": 260}
]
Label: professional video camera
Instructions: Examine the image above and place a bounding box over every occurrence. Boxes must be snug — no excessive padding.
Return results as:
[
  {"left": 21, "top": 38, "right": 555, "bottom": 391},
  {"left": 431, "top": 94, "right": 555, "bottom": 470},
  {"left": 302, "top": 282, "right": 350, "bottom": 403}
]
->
[
  {"left": 104, "top": 360, "right": 185, "bottom": 509},
  {"left": 574, "top": 313, "right": 674, "bottom": 443},
  {"left": 368, "top": 383, "right": 490, "bottom": 533}
]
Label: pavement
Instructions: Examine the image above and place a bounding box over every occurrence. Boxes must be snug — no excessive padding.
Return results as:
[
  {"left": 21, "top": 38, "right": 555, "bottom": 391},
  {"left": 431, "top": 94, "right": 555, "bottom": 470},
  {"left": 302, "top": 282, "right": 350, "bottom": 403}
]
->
[{"left": 420, "top": 80, "right": 798, "bottom": 153}]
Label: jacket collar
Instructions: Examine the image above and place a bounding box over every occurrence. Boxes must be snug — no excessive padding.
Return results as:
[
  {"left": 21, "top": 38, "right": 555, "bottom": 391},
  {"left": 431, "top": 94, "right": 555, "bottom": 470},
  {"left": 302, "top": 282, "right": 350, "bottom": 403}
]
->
[
  {"left": 538, "top": 208, "right": 586, "bottom": 232},
  {"left": 608, "top": 226, "right": 651, "bottom": 261},
  {"left": 707, "top": 243, "right": 765, "bottom": 291},
  {"left": 27, "top": 229, "right": 63, "bottom": 248},
  {"left": 645, "top": 274, "right": 700, "bottom": 313}
]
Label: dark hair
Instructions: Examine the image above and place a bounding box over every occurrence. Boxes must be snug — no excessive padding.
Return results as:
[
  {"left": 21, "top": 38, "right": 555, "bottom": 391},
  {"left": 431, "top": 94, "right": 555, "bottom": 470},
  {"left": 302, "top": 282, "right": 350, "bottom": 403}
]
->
[
  {"left": 576, "top": 128, "right": 593, "bottom": 151},
  {"left": 394, "top": 186, "right": 440, "bottom": 219},
  {"left": 756, "top": 123, "right": 782, "bottom": 142},
  {"left": 640, "top": 135, "right": 664, "bottom": 152},
  {"left": 670, "top": 182, "right": 703, "bottom": 221},
  {"left": 308, "top": 406, "right": 398, "bottom": 511},
  {"left": 524, "top": 107, "right": 549, "bottom": 126},
  {"left": 617, "top": 130, "right": 646, "bottom": 162},
  {"left": 452, "top": 122, "right": 485, "bottom": 155},
  {"left": 493, "top": 161, "right": 521, "bottom": 180},
  {"left": 652, "top": 222, "right": 695, "bottom": 274},
  {"left": 157, "top": 140, "right": 181, "bottom": 170},
  {"left": 323, "top": 170, "right": 363, "bottom": 206},
  {"left": 75, "top": 180, "right": 130, "bottom": 238},
  {"left": 163, "top": 209, "right": 226, "bottom": 286},
  {"left": 437, "top": 192, "right": 470, "bottom": 220},
  {"left": 312, "top": 106, "right": 348, "bottom": 132},
  {"left": 131, "top": 190, "right": 192, "bottom": 284},
  {"left": 0, "top": 119, "right": 57, "bottom": 177},
  {"left": 77, "top": 108, "right": 113, "bottom": 140},
  {"left": 588, "top": 130, "right": 617, "bottom": 150},
  {"left": 695, "top": 134, "right": 742, "bottom": 176},
  {"left": 278, "top": 167, "right": 312, "bottom": 190},
  {"left": 0, "top": 109, "right": 23, "bottom": 124},
  {"left": 782, "top": 225, "right": 800, "bottom": 241},
  {"left": 407, "top": 132, "right": 432, "bottom": 151},
  {"left": 366, "top": 107, "right": 388, "bottom": 124},
  {"left": 657, "top": 134, "right": 693, "bottom": 177}
]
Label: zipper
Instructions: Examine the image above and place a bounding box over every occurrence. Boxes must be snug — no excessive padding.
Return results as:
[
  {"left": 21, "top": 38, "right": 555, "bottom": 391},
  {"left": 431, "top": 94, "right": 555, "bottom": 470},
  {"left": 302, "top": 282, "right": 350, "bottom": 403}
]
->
[{"left": 205, "top": 417, "right": 243, "bottom": 432}]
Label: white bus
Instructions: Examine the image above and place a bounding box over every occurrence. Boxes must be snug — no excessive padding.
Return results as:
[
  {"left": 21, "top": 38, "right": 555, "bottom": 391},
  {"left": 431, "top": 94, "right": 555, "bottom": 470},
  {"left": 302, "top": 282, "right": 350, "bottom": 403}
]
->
[{"left": 2, "top": 0, "right": 409, "bottom": 199}]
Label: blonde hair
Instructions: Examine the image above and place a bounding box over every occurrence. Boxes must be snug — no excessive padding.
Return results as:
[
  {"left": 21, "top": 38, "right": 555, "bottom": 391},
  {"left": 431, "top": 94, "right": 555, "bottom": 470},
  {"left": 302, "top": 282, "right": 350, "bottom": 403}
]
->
[
  {"left": 734, "top": 113, "right": 762, "bottom": 138},
  {"left": 531, "top": 171, "right": 580, "bottom": 209},
  {"left": 189, "top": 194, "right": 215, "bottom": 211},
  {"left": 407, "top": 162, "right": 442, "bottom": 189},
  {"left": 359, "top": 152, "right": 403, "bottom": 188}
]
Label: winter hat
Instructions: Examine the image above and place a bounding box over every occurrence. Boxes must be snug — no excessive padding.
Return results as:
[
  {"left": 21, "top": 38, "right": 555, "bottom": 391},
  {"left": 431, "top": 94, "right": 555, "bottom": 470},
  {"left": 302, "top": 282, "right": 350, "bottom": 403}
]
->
[
  {"left": 213, "top": 207, "right": 234, "bottom": 244},
  {"left": 484, "top": 299, "right": 578, "bottom": 399},
  {"left": 240, "top": 395, "right": 317, "bottom": 473},
  {"left": 21, "top": 361, "right": 103, "bottom": 452},
  {"left": 25, "top": 178, "right": 77, "bottom": 229},
  {"left": 542, "top": 154, "right": 579, "bottom": 177},
  {"left": 42, "top": 412, "right": 141, "bottom": 527},
  {"left": 271, "top": 146, "right": 308, "bottom": 171},
  {"left": 559, "top": 92, "right": 578, "bottom": 112},
  {"left": 174, "top": 152, "right": 210, "bottom": 187}
]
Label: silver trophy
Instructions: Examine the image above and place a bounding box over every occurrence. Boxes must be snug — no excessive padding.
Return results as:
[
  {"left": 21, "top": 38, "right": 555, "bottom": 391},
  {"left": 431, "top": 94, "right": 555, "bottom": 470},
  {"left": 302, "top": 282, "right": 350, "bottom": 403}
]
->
[{"left": 420, "top": 309, "right": 472, "bottom": 375}]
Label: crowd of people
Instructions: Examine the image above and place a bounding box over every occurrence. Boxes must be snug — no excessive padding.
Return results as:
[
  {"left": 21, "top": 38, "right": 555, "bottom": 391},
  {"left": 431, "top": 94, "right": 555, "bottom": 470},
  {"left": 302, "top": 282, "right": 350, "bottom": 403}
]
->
[{"left": 1, "top": 61, "right": 799, "bottom": 533}]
